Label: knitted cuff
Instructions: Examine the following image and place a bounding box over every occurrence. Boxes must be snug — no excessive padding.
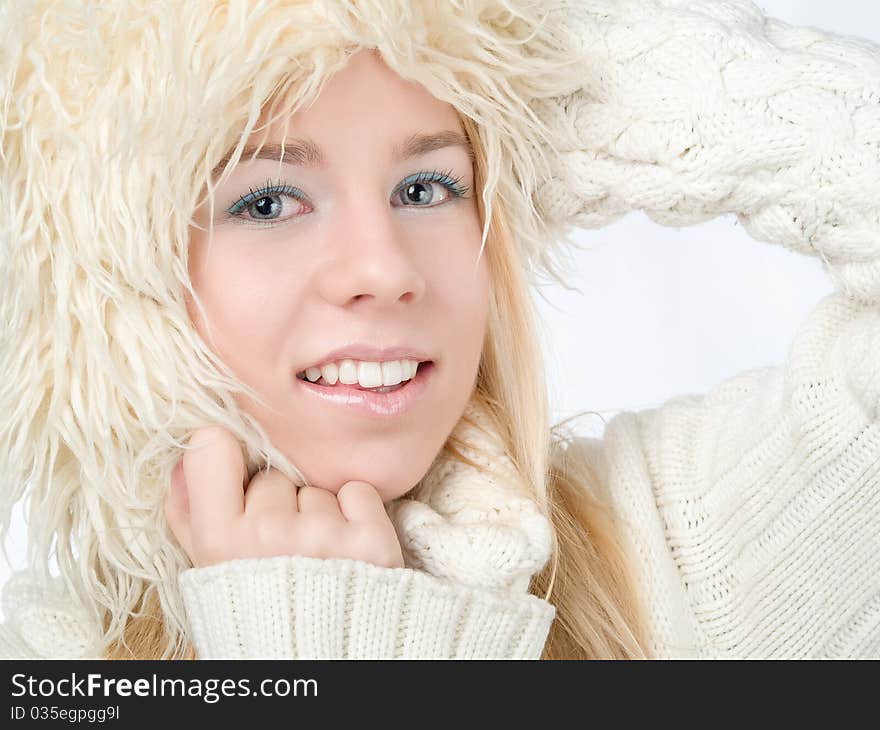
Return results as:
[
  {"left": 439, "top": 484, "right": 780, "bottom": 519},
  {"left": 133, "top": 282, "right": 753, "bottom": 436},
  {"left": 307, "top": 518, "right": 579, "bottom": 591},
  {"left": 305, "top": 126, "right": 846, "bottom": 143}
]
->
[{"left": 178, "top": 554, "right": 555, "bottom": 659}]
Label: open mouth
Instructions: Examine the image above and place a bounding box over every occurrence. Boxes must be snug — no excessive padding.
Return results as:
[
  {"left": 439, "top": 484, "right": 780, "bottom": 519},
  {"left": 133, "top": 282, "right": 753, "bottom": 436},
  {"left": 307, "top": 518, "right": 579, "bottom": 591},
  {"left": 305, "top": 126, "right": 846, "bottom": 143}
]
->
[
  {"left": 296, "top": 360, "right": 434, "bottom": 393},
  {"left": 295, "top": 360, "right": 436, "bottom": 417}
]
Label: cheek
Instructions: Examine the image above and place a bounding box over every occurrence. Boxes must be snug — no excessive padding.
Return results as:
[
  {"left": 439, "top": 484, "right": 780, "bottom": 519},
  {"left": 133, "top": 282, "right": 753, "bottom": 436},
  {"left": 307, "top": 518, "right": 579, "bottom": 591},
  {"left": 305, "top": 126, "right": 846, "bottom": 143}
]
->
[
  {"left": 443, "top": 243, "right": 490, "bottom": 333},
  {"left": 187, "top": 237, "right": 290, "bottom": 362},
  {"left": 421, "top": 211, "right": 489, "bottom": 316},
  {"left": 430, "top": 242, "right": 490, "bottom": 392}
]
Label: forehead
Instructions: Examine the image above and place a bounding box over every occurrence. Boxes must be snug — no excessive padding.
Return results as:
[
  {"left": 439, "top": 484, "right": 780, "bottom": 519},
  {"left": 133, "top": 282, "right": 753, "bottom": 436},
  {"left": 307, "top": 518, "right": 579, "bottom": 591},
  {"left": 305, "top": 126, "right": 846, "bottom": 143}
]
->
[{"left": 239, "top": 49, "right": 469, "bottom": 166}]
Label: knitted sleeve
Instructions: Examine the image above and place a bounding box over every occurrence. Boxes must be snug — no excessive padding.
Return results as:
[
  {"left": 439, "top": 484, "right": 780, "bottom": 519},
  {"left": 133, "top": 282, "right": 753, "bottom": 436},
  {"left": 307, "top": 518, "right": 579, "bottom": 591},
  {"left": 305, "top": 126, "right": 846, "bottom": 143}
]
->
[
  {"left": 178, "top": 555, "right": 555, "bottom": 659},
  {"left": 0, "top": 556, "right": 555, "bottom": 659},
  {"left": 535, "top": 1, "right": 880, "bottom": 657}
]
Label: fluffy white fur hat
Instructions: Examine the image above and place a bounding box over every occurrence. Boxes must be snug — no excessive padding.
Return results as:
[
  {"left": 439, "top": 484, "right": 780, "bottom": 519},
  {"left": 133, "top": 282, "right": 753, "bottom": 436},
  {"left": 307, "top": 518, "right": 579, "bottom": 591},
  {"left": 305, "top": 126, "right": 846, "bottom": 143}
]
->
[{"left": 0, "top": 0, "right": 591, "bottom": 649}]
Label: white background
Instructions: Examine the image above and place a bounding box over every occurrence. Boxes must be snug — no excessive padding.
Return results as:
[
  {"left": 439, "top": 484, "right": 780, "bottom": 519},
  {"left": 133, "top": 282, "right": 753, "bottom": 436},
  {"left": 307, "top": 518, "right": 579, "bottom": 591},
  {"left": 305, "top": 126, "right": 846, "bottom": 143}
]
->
[{"left": 2, "top": 1, "right": 878, "bottom": 615}]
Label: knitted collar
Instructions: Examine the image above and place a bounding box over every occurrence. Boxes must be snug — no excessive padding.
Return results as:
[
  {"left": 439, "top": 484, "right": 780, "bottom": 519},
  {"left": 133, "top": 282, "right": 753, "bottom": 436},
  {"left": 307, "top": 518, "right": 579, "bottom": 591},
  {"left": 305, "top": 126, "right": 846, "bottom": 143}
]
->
[{"left": 386, "top": 401, "right": 554, "bottom": 597}]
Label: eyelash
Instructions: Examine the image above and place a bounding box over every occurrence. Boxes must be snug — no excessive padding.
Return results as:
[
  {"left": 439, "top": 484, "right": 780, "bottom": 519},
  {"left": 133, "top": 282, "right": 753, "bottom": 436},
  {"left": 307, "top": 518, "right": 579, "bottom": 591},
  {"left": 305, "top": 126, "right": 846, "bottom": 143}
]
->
[{"left": 223, "top": 169, "right": 471, "bottom": 228}]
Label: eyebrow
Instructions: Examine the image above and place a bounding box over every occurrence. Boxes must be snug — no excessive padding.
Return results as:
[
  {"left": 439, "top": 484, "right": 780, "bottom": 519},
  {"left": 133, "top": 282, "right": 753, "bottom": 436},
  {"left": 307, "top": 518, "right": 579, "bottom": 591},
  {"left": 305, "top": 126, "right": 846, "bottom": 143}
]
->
[{"left": 212, "top": 130, "right": 474, "bottom": 177}]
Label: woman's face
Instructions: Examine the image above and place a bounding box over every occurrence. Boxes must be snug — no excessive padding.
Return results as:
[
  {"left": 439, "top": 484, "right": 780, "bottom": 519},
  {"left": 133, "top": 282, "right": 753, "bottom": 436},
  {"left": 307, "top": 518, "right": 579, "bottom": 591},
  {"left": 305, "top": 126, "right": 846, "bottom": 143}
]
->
[{"left": 187, "top": 48, "right": 489, "bottom": 502}]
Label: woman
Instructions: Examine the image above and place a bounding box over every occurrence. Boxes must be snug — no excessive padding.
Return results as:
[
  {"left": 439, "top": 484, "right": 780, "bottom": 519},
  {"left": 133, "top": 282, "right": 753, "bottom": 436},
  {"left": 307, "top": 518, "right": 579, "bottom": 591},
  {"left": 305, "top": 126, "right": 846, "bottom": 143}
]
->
[{"left": 0, "top": 0, "right": 877, "bottom": 659}]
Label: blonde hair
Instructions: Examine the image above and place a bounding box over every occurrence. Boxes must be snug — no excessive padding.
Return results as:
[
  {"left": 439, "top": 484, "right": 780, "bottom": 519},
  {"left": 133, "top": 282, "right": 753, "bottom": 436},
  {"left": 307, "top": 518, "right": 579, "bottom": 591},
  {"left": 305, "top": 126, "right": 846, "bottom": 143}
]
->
[
  {"left": 1, "top": 0, "right": 649, "bottom": 659},
  {"left": 458, "top": 114, "right": 649, "bottom": 659}
]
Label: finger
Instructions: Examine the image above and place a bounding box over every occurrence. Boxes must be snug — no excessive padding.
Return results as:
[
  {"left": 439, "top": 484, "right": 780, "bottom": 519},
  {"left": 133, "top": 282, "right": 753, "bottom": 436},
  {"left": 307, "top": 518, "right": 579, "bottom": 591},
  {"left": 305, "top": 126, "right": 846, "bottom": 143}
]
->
[
  {"left": 244, "top": 467, "right": 298, "bottom": 516},
  {"left": 336, "top": 481, "right": 386, "bottom": 523},
  {"left": 296, "top": 485, "right": 343, "bottom": 517},
  {"left": 164, "top": 457, "right": 195, "bottom": 559},
  {"left": 182, "top": 426, "right": 246, "bottom": 538}
]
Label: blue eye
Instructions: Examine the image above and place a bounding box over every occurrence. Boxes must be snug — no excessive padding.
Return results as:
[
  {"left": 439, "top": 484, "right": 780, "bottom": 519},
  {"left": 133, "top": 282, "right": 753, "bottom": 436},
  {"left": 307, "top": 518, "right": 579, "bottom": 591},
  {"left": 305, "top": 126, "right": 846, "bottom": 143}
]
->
[
  {"left": 224, "top": 169, "right": 471, "bottom": 228},
  {"left": 394, "top": 170, "right": 470, "bottom": 208},
  {"left": 225, "top": 179, "right": 309, "bottom": 226}
]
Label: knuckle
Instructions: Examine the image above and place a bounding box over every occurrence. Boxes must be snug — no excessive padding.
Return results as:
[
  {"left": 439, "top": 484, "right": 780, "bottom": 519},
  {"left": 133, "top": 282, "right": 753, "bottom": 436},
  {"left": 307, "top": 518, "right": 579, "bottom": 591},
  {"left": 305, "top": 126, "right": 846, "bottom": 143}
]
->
[
  {"left": 337, "top": 481, "right": 383, "bottom": 515},
  {"left": 338, "top": 480, "right": 375, "bottom": 499},
  {"left": 187, "top": 425, "right": 239, "bottom": 459},
  {"left": 192, "top": 532, "right": 229, "bottom": 564},
  {"left": 265, "top": 466, "right": 293, "bottom": 484},
  {"left": 295, "top": 515, "right": 342, "bottom": 557},
  {"left": 344, "top": 522, "right": 389, "bottom": 561},
  {"left": 297, "top": 485, "right": 328, "bottom": 505},
  {"left": 253, "top": 513, "right": 291, "bottom": 546},
  {"left": 189, "top": 425, "right": 226, "bottom": 448},
  {"left": 376, "top": 539, "right": 404, "bottom": 568},
  {"left": 378, "top": 550, "right": 404, "bottom": 569}
]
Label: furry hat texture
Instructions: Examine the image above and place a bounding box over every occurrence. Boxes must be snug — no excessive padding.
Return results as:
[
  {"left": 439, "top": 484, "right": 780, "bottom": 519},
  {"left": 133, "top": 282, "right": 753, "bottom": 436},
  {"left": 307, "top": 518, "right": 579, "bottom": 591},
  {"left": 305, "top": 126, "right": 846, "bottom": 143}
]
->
[{"left": 0, "top": 0, "right": 588, "bottom": 650}]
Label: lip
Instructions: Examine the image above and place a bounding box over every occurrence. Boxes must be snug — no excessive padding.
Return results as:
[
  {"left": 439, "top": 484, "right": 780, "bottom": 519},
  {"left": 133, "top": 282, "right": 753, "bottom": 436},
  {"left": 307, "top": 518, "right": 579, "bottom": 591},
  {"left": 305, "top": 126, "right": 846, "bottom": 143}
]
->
[
  {"left": 296, "top": 344, "right": 432, "bottom": 373},
  {"left": 295, "top": 361, "right": 435, "bottom": 417}
]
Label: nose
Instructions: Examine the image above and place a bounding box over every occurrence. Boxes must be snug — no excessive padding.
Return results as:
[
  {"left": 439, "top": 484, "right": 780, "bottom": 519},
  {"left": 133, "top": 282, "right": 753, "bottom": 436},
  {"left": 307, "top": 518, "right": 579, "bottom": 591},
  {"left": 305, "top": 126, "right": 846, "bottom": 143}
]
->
[{"left": 316, "top": 194, "right": 427, "bottom": 308}]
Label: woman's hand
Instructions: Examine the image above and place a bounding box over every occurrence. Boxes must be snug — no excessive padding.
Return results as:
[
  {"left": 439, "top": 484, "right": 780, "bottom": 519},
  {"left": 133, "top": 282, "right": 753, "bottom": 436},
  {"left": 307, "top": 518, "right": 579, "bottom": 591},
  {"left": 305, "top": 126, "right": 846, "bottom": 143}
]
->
[{"left": 164, "top": 425, "right": 405, "bottom": 569}]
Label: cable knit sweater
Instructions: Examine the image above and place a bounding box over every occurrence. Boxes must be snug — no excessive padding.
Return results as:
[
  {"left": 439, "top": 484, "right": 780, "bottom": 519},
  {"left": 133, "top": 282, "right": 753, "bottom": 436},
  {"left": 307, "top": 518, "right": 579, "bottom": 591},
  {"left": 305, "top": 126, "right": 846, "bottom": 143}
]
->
[{"left": 2, "top": 0, "right": 879, "bottom": 659}]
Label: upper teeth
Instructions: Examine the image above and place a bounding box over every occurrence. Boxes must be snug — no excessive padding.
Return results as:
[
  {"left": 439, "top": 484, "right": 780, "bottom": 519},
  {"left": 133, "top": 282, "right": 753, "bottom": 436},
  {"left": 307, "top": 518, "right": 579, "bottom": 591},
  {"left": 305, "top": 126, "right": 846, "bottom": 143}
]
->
[{"left": 298, "top": 359, "right": 421, "bottom": 387}]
